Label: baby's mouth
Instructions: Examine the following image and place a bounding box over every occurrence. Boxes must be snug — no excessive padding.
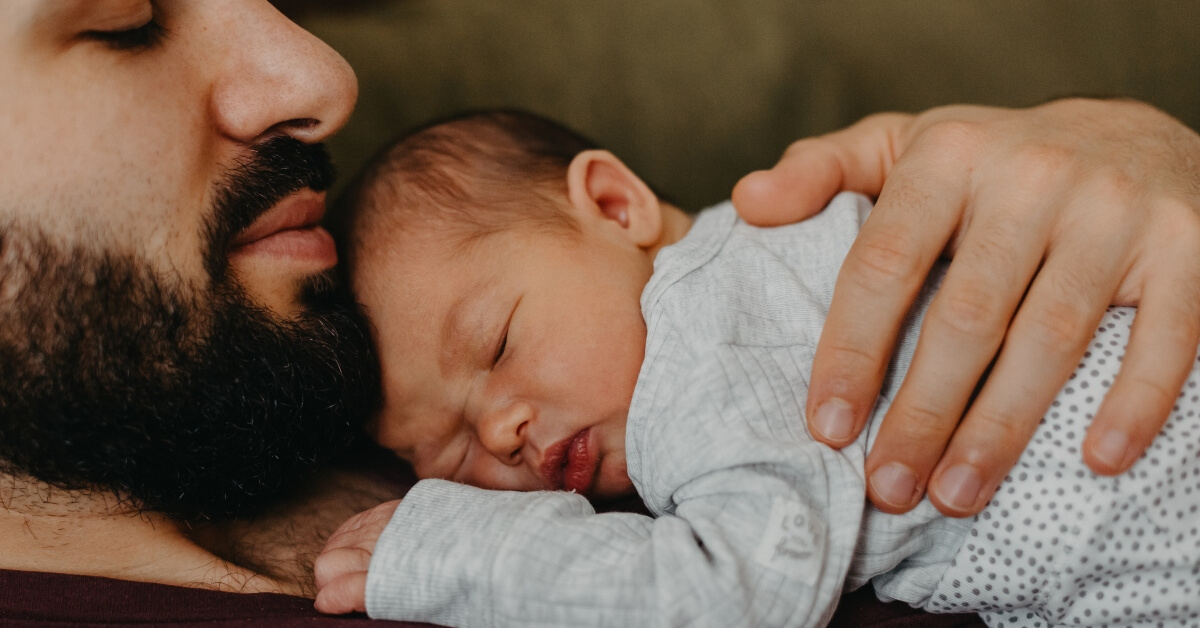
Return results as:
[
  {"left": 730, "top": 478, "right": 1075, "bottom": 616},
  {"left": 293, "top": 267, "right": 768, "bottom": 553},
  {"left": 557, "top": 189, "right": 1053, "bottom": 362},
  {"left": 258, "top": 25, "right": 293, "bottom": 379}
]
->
[{"left": 540, "top": 428, "right": 597, "bottom": 494}]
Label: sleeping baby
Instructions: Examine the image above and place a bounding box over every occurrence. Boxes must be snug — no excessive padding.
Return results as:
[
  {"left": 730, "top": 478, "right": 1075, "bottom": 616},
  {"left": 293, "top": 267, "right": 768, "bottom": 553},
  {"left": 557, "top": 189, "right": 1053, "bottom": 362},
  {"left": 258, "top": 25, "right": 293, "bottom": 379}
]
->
[{"left": 313, "top": 110, "right": 1200, "bottom": 627}]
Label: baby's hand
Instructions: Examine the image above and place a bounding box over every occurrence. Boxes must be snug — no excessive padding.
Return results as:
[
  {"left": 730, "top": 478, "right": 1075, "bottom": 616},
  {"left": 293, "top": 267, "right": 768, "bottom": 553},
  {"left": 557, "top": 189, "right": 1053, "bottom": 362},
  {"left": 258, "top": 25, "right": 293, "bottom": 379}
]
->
[{"left": 313, "top": 499, "right": 402, "bottom": 615}]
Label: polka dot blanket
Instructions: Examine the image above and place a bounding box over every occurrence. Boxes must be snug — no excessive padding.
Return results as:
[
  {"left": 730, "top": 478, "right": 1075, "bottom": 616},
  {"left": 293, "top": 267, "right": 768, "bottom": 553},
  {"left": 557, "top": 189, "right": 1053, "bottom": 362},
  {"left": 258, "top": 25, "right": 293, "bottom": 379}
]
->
[{"left": 927, "top": 307, "right": 1200, "bottom": 627}]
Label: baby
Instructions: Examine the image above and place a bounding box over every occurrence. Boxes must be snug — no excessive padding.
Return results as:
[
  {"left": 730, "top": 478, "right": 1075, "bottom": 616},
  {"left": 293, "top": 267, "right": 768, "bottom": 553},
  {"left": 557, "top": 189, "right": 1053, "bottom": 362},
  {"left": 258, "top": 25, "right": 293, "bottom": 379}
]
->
[{"left": 314, "top": 110, "right": 1200, "bottom": 627}]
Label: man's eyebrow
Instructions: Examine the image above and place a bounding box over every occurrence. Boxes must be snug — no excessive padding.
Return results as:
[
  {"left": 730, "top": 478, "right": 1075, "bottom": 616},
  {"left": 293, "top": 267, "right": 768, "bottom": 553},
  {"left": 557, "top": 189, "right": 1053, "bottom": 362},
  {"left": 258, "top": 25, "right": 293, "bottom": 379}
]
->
[
  {"left": 25, "top": 2, "right": 82, "bottom": 37},
  {"left": 29, "top": 0, "right": 102, "bottom": 26},
  {"left": 26, "top": 0, "right": 138, "bottom": 42}
]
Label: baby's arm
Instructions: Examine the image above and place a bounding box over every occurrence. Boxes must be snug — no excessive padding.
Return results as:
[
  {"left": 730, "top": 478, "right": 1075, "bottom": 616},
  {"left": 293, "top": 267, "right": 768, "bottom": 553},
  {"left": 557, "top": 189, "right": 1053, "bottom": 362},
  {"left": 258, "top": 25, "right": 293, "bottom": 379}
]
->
[{"left": 315, "top": 342, "right": 866, "bottom": 627}]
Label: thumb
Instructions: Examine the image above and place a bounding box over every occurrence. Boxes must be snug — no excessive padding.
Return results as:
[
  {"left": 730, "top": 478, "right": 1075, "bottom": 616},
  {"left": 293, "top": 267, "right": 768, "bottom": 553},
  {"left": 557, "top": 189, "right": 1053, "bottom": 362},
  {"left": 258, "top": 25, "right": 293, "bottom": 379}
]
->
[{"left": 732, "top": 112, "right": 912, "bottom": 226}]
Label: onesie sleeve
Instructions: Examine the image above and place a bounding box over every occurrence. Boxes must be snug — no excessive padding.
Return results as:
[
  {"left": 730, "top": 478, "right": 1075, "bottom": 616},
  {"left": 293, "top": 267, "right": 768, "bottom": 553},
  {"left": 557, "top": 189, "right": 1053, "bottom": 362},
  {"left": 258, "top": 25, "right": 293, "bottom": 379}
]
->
[{"left": 364, "top": 340, "right": 866, "bottom": 628}]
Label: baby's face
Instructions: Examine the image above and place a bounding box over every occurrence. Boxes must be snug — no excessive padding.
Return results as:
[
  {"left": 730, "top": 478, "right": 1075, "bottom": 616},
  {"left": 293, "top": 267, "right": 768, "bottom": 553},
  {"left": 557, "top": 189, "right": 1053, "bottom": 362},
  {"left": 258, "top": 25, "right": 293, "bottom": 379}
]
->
[{"left": 360, "top": 221, "right": 656, "bottom": 501}]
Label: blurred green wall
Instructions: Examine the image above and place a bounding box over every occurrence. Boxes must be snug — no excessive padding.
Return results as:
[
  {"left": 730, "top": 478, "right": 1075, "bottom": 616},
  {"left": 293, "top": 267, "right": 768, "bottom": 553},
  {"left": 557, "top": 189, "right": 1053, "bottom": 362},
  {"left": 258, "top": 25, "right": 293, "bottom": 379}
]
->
[{"left": 285, "top": 1, "right": 1200, "bottom": 211}]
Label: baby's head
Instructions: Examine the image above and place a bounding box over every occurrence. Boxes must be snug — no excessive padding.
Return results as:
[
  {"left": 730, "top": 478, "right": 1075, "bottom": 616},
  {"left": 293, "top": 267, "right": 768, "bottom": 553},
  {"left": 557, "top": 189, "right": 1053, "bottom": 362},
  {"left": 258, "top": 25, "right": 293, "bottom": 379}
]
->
[{"left": 341, "top": 111, "right": 690, "bottom": 500}]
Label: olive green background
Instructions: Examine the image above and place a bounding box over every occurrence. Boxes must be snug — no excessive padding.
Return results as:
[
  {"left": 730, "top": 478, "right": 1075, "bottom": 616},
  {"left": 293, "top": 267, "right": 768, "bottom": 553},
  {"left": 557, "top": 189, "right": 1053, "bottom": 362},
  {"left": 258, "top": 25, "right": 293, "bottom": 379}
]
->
[{"left": 282, "top": 1, "right": 1200, "bottom": 211}]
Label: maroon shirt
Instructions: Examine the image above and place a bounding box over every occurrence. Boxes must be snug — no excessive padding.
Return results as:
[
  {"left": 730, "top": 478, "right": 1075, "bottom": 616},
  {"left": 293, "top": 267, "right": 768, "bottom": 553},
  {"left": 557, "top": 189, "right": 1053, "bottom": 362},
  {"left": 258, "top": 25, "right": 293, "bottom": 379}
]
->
[
  {"left": 0, "top": 569, "right": 981, "bottom": 627},
  {"left": 0, "top": 570, "right": 429, "bottom": 628}
]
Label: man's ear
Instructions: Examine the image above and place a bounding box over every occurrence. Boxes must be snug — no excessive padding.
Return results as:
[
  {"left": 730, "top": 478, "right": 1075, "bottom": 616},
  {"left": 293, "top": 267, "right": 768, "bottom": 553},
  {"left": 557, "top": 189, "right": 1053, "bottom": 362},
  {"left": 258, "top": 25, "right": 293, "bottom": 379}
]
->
[{"left": 566, "top": 150, "right": 662, "bottom": 248}]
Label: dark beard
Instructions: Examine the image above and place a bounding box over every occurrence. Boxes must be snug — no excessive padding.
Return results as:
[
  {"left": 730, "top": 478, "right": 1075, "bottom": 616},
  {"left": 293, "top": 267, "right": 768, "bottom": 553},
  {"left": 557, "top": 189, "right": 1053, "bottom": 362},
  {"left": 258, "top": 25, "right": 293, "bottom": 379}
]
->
[{"left": 0, "top": 139, "right": 379, "bottom": 522}]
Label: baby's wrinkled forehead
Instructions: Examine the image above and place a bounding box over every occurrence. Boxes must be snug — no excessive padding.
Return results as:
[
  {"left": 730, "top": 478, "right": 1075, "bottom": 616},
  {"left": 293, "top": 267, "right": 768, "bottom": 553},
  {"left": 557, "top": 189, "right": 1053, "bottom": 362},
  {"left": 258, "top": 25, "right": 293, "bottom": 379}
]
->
[{"left": 356, "top": 226, "right": 515, "bottom": 374}]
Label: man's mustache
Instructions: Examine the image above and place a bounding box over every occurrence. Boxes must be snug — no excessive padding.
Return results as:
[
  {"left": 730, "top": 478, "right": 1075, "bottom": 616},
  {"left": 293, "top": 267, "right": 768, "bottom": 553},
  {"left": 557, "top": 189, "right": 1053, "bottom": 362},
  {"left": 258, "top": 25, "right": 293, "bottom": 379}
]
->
[{"left": 204, "top": 137, "right": 336, "bottom": 281}]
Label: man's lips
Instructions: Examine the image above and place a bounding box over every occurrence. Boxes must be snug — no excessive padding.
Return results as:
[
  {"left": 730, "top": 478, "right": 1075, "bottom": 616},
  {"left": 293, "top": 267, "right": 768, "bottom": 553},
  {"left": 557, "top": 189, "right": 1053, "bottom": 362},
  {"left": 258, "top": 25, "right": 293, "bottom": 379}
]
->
[
  {"left": 230, "top": 189, "right": 337, "bottom": 267},
  {"left": 540, "top": 429, "right": 597, "bottom": 494}
]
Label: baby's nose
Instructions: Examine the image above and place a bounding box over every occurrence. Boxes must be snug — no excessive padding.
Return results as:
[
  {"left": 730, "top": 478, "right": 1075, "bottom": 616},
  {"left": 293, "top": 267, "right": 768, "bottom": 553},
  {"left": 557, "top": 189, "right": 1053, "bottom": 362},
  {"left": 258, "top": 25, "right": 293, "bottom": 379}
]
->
[{"left": 477, "top": 400, "right": 533, "bottom": 465}]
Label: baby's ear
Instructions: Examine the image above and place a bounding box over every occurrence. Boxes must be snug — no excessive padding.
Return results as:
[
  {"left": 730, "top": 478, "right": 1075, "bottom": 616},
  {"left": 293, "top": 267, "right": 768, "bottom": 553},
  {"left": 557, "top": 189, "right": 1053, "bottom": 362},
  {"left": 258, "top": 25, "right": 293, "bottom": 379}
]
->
[{"left": 566, "top": 150, "right": 662, "bottom": 248}]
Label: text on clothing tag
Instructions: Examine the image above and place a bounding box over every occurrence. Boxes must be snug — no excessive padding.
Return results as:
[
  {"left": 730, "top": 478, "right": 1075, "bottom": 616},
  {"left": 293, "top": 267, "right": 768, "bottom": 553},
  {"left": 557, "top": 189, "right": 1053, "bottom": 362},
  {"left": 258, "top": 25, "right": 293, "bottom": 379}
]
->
[{"left": 753, "top": 496, "right": 823, "bottom": 585}]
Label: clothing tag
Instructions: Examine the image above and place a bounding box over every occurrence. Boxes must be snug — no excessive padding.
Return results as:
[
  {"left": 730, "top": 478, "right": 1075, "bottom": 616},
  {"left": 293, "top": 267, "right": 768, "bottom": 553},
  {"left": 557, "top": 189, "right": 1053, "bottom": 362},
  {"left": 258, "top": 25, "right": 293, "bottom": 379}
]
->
[{"left": 753, "top": 496, "right": 823, "bottom": 585}]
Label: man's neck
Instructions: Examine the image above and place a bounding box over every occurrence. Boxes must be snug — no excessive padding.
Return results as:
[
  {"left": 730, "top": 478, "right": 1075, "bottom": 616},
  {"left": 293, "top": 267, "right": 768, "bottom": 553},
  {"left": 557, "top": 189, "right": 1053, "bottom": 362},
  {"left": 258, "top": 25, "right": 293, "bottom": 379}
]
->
[{"left": 0, "top": 478, "right": 295, "bottom": 595}]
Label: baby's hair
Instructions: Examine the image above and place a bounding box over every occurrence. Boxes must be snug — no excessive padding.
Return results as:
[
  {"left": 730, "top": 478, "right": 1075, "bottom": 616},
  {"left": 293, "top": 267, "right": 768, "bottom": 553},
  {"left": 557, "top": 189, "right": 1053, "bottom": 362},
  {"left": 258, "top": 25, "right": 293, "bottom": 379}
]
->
[{"left": 337, "top": 109, "right": 602, "bottom": 272}]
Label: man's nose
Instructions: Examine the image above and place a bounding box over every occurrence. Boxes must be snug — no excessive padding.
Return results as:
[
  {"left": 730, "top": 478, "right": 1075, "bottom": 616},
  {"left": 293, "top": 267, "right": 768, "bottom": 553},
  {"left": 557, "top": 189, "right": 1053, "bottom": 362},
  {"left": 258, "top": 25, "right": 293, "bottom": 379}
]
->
[
  {"left": 476, "top": 400, "right": 533, "bottom": 466},
  {"left": 208, "top": 0, "right": 358, "bottom": 145}
]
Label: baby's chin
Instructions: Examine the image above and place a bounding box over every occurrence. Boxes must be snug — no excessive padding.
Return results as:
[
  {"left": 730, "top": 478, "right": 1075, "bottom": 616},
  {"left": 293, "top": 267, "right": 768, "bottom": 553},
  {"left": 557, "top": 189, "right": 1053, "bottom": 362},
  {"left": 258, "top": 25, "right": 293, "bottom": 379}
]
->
[{"left": 588, "top": 461, "right": 636, "bottom": 502}]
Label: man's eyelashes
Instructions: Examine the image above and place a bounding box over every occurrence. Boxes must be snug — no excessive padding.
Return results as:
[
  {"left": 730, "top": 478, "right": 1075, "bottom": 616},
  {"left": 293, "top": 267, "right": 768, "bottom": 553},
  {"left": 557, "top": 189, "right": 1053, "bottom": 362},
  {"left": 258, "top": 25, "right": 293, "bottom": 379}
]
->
[{"left": 86, "top": 18, "right": 165, "bottom": 51}]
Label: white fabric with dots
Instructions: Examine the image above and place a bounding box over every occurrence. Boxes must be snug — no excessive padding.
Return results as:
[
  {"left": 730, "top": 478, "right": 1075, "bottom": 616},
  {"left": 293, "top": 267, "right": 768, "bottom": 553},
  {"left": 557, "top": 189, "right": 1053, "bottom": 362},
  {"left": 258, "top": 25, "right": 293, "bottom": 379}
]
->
[{"left": 926, "top": 307, "right": 1200, "bottom": 627}]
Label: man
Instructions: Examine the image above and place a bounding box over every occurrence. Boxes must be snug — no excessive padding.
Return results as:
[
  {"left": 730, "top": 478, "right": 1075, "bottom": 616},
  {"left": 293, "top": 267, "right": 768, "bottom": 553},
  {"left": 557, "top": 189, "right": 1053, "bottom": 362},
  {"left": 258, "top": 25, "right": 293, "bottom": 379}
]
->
[
  {"left": 0, "top": 1, "right": 393, "bottom": 621},
  {"left": 3, "top": 0, "right": 1200, "bottom": 625}
]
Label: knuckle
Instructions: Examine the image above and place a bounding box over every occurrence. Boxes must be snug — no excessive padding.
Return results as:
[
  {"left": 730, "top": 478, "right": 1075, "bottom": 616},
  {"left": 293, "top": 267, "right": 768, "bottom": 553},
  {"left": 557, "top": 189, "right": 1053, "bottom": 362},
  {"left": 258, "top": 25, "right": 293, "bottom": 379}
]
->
[
  {"left": 931, "top": 285, "right": 1006, "bottom": 338},
  {"left": 1084, "top": 165, "right": 1141, "bottom": 205},
  {"left": 855, "top": 112, "right": 913, "bottom": 138},
  {"left": 965, "top": 407, "right": 1029, "bottom": 444},
  {"left": 1099, "top": 98, "right": 1168, "bottom": 127},
  {"left": 825, "top": 339, "right": 883, "bottom": 369},
  {"left": 1021, "top": 295, "right": 1094, "bottom": 353},
  {"left": 967, "top": 225, "right": 1025, "bottom": 272},
  {"left": 1048, "top": 264, "right": 1105, "bottom": 303},
  {"left": 844, "top": 234, "right": 924, "bottom": 292},
  {"left": 780, "top": 136, "right": 820, "bottom": 159},
  {"left": 1007, "top": 143, "right": 1077, "bottom": 188},
  {"left": 858, "top": 111, "right": 907, "bottom": 127},
  {"left": 819, "top": 338, "right": 888, "bottom": 386},
  {"left": 920, "top": 119, "right": 984, "bottom": 154},
  {"left": 888, "top": 399, "right": 956, "bottom": 445}
]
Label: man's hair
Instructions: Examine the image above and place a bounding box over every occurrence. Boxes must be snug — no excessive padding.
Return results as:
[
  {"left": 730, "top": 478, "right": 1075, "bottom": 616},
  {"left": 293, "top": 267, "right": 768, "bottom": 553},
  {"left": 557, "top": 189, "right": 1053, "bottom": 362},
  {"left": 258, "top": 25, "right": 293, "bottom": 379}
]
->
[{"left": 336, "top": 109, "right": 601, "bottom": 269}]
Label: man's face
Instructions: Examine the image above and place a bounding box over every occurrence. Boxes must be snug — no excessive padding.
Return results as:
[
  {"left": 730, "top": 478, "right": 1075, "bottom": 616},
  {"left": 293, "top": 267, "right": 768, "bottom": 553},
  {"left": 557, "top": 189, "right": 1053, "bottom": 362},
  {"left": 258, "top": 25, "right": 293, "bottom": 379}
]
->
[
  {"left": 0, "top": 0, "right": 357, "bottom": 311},
  {"left": 363, "top": 222, "right": 653, "bottom": 503},
  {"left": 0, "top": 0, "right": 379, "bottom": 520}
]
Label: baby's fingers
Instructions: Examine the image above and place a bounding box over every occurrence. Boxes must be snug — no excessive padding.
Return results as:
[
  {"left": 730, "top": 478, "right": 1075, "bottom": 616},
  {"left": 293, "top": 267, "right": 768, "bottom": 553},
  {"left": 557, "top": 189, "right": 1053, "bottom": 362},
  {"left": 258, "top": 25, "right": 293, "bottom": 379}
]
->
[
  {"left": 314, "top": 546, "right": 373, "bottom": 591},
  {"left": 323, "top": 500, "right": 402, "bottom": 552},
  {"left": 315, "top": 572, "right": 369, "bottom": 616}
]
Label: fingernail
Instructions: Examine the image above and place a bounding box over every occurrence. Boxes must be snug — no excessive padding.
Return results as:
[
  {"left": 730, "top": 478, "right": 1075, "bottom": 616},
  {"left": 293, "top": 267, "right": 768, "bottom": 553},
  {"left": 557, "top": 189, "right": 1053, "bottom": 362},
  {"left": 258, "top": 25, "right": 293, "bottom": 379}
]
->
[
  {"left": 934, "top": 464, "right": 983, "bottom": 512},
  {"left": 869, "top": 462, "right": 918, "bottom": 508},
  {"left": 813, "top": 398, "right": 855, "bottom": 441},
  {"left": 1093, "top": 429, "right": 1129, "bottom": 469}
]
